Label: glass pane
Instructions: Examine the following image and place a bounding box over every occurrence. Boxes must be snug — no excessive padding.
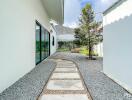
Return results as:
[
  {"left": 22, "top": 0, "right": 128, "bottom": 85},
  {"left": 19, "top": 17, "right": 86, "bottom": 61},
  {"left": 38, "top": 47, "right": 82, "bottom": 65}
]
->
[
  {"left": 47, "top": 33, "right": 50, "bottom": 56},
  {"left": 35, "top": 24, "right": 41, "bottom": 64},
  {"left": 45, "top": 32, "right": 48, "bottom": 57},
  {"left": 44, "top": 30, "right": 47, "bottom": 58},
  {"left": 41, "top": 28, "right": 45, "bottom": 60}
]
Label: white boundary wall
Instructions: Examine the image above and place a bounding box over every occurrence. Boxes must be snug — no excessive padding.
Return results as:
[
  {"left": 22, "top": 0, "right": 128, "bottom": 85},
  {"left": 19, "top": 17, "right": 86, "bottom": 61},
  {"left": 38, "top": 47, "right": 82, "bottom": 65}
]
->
[{"left": 103, "top": 0, "right": 132, "bottom": 93}]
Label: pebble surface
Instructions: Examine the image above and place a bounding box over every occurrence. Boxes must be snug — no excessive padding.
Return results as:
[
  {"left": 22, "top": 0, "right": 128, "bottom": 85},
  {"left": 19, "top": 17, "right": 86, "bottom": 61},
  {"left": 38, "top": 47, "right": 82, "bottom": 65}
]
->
[
  {"left": 50, "top": 52, "right": 132, "bottom": 100},
  {"left": 0, "top": 52, "right": 132, "bottom": 100},
  {"left": 0, "top": 59, "right": 56, "bottom": 100}
]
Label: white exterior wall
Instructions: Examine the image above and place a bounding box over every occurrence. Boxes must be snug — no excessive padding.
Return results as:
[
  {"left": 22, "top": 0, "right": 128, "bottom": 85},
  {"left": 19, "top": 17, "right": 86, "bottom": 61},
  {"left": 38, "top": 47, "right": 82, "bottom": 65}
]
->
[
  {"left": 103, "top": 0, "right": 132, "bottom": 93},
  {"left": 50, "top": 26, "right": 57, "bottom": 55},
  {"left": 94, "top": 42, "right": 103, "bottom": 57},
  {"left": 57, "top": 34, "right": 75, "bottom": 41},
  {"left": 0, "top": 0, "right": 51, "bottom": 93}
]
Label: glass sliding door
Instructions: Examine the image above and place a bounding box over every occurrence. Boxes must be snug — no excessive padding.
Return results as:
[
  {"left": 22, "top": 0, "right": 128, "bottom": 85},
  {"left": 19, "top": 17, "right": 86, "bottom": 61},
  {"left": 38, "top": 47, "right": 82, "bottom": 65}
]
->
[
  {"left": 44, "top": 30, "right": 47, "bottom": 58},
  {"left": 35, "top": 22, "right": 41, "bottom": 64},
  {"left": 35, "top": 21, "right": 50, "bottom": 65},
  {"left": 45, "top": 31, "right": 50, "bottom": 58},
  {"left": 44, "top": 31, "right": 47, "bottom": 58},
  {"left": 41, "top": 27, "right": 45, "bottom": 60},
  {"left": 48, "top": 32, "right": 50, "bottom": 56}
]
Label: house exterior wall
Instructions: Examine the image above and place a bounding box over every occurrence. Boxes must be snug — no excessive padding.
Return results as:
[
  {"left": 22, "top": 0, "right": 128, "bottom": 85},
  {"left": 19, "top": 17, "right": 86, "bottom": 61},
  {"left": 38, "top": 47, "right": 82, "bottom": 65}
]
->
[
  {"left": 57, "top": 34, "right": 75, "bottom": 42},
  {"left": 103, "top": 0, "right": 132, "bottom": 93},
  {"left": 94, "top": 42, "right": 103, "bottom": 57},
  {"left": 50, "top": 26, "right": 57, "bottom": 55},
  {"left": 0, "top": 0, "right": 53, "bottom": 93}
]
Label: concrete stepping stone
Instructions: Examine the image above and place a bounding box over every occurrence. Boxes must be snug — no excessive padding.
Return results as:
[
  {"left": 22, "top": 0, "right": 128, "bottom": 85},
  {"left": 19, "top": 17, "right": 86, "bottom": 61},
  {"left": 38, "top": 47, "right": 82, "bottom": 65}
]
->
[
  {"left": 39, "top": 59, "right": 91, "bottom": 100},
  {"left": 57, "top": 64, "right": 76, "bottom": 68},
  {"left": 51, "top": 73, "right": 80, "bottom": 79},
  {"left": 57, "top": 61, "right": 74, "bottom": 63},
  {"left": 57, "top": 62, "right": 74, "bottom": 65},
  {"left": 46, "top": 80, "right": 84, "bottom": 90},
  {"left": 55, "top": 59, "right": 63, "bottom": 62},
  {"left": 40, "top": 94, "right": 89, "bottom": 100},
  {"left": 54, "top": 68, "right": 77, "bottom": 72},
  {"left": 57, "top": 63, "right": 75, "bottom": 65},
  {"left": 58, "top": 60, "right": 73, "bottom": 63}
]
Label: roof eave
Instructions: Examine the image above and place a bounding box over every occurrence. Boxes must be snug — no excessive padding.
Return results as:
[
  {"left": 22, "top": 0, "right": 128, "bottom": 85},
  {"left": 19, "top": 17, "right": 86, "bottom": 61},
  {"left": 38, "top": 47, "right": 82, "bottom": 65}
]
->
[
  {"left": 42, "top": 0, "right": 64, "bottom": 25},
  {"left": 103, "top": 0, "right": 126, "bottom": 15}
]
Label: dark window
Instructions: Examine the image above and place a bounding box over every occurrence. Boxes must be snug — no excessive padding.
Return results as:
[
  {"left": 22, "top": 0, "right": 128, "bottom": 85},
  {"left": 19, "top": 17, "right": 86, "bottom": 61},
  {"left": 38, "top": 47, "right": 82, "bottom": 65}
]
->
[
  {"left": 41, "top": 27, "right": 45, "bottom": 60},
  {"left": 52, "top": 36, "right": 55, "bottom": 46},
  {"left": 35, "top": 22, "right": 41, "bottom": 64}
]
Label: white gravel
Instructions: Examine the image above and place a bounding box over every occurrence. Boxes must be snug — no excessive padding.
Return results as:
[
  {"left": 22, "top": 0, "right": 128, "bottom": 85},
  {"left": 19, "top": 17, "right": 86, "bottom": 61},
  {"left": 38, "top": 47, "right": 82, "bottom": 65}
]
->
[
  {"left": 1, "top": 52, "right": 132, "bottom": 100},
  {"left": 50, "top": 52, "right": 132, "bottom": 100},
  {"left": 0, "top": 59, "right": 56, "bottom": 100}
]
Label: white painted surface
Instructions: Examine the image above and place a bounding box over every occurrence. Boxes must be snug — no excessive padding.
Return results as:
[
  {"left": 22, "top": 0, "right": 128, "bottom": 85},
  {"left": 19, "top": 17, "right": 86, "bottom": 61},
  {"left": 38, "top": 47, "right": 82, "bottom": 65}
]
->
[
  {"left": 0, "top": 0, "right": 51, "bottom": 93},
  {"left": 94, "top": 42, "right": 103, "bottom": 57},
  {"left": 42, "top": 0, "right": 64, "bottom": 24},
  {"left": 40, "top": 94, "right": 89, "bottom": 100},
  {"left": 103, "top": 0, "right": 132, "bottom": 26},
  {"left": 57, "top": 34, "right": 75, "bottom": 41},
  {"left": 50, "top": 26, "right": 57, "bottom": 55},
  {"left": 103, "top": 0, "right": 132, "bottom": 93}
]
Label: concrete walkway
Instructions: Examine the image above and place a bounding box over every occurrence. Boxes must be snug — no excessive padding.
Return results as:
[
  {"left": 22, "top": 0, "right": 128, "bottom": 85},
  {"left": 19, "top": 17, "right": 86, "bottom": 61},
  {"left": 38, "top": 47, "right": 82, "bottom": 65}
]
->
[
  {"left": 38, "top": 59, "right": 92, "bottom": 100},
  {"left": 0, "top": 52, "right": 132, "bottom": 100},
  {"left": 49, "top": 52, "right": 132, "bottom": 100}
]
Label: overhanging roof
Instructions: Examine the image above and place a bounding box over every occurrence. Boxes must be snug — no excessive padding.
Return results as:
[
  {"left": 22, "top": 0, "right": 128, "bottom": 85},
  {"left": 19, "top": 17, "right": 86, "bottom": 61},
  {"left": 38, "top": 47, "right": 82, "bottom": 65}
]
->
[
  {"left": 103, "top": 0, "right": 126, "bottom": 15},
  {"left": 42, "top": 0, "right": 64, "bottom": 25}
]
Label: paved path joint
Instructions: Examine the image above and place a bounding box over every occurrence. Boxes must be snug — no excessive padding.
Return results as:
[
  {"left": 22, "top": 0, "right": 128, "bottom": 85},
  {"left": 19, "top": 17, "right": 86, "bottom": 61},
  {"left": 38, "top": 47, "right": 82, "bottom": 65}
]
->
[{"left": 38, "top": 59, "right": 92, "bottom": 100}]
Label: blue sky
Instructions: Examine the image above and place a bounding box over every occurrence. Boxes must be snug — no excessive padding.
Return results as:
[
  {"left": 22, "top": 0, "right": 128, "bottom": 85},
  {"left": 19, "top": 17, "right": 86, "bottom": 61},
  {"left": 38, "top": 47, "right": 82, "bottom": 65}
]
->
[{"left": 64, "top": 0, "right": 118, "bottom": 28}]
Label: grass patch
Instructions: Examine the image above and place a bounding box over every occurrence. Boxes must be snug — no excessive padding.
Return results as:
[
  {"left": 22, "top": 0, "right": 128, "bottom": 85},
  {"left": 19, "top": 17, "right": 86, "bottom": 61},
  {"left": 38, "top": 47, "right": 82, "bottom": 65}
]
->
[
  {"left": 57, "top": 48, "right": 70, "bottom": 52},
  {"left": 79, "top": 47, "right": 98, "bottom": 56}
]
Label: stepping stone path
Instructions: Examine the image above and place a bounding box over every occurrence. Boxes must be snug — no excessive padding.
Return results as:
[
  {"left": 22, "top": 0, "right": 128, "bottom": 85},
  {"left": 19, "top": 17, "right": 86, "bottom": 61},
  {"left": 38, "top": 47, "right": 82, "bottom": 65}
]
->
[{"left": 38, "top": 59, "right": 92, "bottom": 100}]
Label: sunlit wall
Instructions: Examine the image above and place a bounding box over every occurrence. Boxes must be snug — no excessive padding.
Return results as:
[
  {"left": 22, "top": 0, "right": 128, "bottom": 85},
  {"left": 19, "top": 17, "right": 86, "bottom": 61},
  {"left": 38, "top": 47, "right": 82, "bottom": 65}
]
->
[{"left": 103, "top": 0, "right": 132, "bottom": 93}]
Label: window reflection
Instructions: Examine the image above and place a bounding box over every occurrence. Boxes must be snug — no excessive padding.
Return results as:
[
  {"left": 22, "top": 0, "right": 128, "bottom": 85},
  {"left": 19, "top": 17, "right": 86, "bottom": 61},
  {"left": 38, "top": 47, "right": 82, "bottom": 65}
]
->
[{"left": 35, "top": 21, "right": 50, "bottom": 65}]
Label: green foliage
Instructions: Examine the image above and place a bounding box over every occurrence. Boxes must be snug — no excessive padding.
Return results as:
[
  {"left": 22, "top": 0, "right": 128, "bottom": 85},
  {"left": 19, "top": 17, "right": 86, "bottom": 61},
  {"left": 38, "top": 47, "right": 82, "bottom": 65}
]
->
[
  {"left": 57, "top": 48, "right": 70, "bottom": 52},
  {"left": 74, "top": 3, "right": 102, "bottom": 59},
  {"left": 58, "top": 41, "right": 75, "bottom": 52}
]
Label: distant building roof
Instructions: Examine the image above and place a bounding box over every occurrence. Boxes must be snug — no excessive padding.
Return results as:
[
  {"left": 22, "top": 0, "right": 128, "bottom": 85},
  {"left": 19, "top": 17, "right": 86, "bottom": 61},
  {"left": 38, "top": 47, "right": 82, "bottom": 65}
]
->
[
  {"left": 55, "top": 25, "right": 75, "bottom": 35},
  {"left": 103, "top": 0, "right": 126, "bottom": 15}
]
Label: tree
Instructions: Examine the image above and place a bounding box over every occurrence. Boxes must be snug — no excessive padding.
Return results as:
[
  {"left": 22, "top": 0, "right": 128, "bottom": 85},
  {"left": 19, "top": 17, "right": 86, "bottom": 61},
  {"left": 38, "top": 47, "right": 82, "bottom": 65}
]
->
[
  {"left": 74, "top": 28, "right": 86, "bottom": 47},
  {"left": 74, "top": 3, "right": 102, "bottom": 59}
]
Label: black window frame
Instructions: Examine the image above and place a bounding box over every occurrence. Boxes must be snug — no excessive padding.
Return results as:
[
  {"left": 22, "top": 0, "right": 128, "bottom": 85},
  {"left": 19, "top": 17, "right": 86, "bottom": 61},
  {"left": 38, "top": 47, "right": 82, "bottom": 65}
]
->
[
  {"left": 52, "top": 36, "right": 55, "bottom": 46},
  {"left": 35, "top": 21, "right": 41, "bottom": 65},
  {"left": 35, "top": 20, "right": 50, "bottom": 65}
]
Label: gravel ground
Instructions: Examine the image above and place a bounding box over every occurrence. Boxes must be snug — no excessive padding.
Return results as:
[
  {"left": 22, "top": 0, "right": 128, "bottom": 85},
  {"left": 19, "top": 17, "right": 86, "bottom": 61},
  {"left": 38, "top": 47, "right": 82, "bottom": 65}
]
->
[
  {"left": 50, "top": 52, "right": 132, "bottom": 100},
  {"left": 0, "top": 59, "right": 56, "bottom": 100},
  {"left": 0, "top": 52, "right": 132, "bottom": 100}
]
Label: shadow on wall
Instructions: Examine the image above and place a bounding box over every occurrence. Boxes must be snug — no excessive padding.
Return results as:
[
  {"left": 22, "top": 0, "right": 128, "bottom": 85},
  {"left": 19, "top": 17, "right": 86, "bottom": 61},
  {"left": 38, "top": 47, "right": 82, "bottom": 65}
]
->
[{"left": 103, "top": 14, "right": 132, "bottom": 93}]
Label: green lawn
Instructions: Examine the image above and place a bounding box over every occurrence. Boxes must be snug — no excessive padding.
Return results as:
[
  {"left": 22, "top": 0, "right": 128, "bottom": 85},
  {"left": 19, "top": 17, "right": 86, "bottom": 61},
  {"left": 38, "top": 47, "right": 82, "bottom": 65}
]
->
[
  {"left": 57, "top": 48, "right": 70, "bottom": 52},
  {"left": 79, "top": 47, "right": 98, "bottom": 56},
  {"left": 57, "top": 46, "right": 98, "bottom": 56}
]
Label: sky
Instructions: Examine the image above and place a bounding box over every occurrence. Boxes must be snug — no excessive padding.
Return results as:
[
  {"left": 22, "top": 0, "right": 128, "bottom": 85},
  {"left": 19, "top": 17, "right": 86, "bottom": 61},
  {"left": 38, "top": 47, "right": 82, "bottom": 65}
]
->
[{"left": 64, "top": 0, "right": 118, "bottom": 28}]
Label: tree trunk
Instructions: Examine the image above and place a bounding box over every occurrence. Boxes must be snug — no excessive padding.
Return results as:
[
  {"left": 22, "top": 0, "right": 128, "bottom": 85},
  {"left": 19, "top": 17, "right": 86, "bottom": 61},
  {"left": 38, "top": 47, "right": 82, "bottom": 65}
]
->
[
  {"left": 89, "top": 45, "right": 92, "bottom": 59},
  {"left": 88, "top": 34, "right": 93, "bottom": 59}
]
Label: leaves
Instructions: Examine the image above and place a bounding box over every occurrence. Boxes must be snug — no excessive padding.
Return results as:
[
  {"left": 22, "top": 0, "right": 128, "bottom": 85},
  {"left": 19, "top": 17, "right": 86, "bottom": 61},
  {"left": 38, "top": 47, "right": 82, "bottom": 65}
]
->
[{"left": 74, "top": 3, "right": 102, "bottom": 58}]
